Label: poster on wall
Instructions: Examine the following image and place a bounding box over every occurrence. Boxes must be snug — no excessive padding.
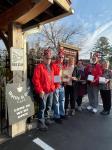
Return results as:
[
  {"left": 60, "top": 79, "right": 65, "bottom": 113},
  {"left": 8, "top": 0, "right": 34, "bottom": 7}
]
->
[
  {"left": 6, "top": 81, "right": 34, "bottom": 125},
  {"left": 10, "top": 47, "right": 24, "bottom": 71}
]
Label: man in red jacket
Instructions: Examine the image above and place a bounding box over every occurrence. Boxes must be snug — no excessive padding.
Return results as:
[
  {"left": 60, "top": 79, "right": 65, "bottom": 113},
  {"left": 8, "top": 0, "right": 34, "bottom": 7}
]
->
[
  {"left": 32, "top": 48, "right": 55, "bottom": 131},
  {"left": 52, "top": 47, "right": 66, "bottom": 123},
  {"left": 85, "top": 52, "right": 102, "bottom": 113}
]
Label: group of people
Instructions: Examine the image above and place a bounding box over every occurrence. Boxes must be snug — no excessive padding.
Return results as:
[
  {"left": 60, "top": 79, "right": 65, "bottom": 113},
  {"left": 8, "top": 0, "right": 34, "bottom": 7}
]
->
[{"left": 32, "top": 47, "right": 112, "bottom": 131}]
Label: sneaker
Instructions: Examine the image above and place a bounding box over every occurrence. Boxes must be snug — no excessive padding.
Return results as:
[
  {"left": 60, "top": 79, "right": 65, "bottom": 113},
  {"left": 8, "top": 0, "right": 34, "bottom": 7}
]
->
[
  {"left": 92, "top": 108, "right": 98, "bottom": 113},
  {"left": 100, "top": 110, "right": 110, "bottom": 115},
  {"left": 60, "top": 115, "right": 68, "bottom": 120},
  {"left": 77, "top": 106, "right": 82, "bottom": 112},
  {"left": 70, "top": 109, "right": 75, "bottom": 116},
  {"left": 87, "top": 105, "right": 93, "bottom": 111},
  {"left": 38, "top": 122, "right": 48, "bottom": 131},
  {"left": 65, "top": 109, "right": 69, "bottom": 116},
  {"left": 45, "top": 119, "right": 54, "bottom": 126},
  {"left": 54, "top": 118, "right": 63, "bottom": 124}
]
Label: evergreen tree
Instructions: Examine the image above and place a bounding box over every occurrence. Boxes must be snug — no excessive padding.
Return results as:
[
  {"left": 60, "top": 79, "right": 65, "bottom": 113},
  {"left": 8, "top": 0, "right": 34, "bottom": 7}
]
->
[{"left": 93, "top": 36, "right": 111, "bottom": 60}]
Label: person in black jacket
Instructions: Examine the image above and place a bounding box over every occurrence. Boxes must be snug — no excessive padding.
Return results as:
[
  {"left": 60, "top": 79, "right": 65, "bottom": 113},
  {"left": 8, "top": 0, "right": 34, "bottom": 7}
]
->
[
  {"left": 76, "top": 60, "right": 87, "bottom": 111},
  {"left": 99, "top": 60, "right": 112, "bottom": 115}
]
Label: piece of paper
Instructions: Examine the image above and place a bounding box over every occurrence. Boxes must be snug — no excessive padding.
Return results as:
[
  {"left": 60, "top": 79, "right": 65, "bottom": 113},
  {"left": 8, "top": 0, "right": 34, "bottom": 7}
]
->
[
  {"left": 99, "top": 77, "right": 106, "bottom": 83},
  {"left": 62, "top": 70, "right": 70, "bottom": 76},
  {"left": 87, "top": 75, "right": 94, "bottom": 81},
  {"left": 54, "top": 75, "right": 61, "bottom": 83},
  {"left": 62, "top": 78, "right": 70, "bottom": 82},
  {"left": 62, "top": 69, "right": 71, "bottom": 82}
]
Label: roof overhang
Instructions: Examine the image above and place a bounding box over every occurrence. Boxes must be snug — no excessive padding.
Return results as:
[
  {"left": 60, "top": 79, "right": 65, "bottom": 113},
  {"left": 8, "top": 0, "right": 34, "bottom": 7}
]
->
[
  {"left": 0, "top": 0, "right": 74, "bottom": 32},
  {"left": 59, "top": 42, "right": 80, "bottom": 51}
]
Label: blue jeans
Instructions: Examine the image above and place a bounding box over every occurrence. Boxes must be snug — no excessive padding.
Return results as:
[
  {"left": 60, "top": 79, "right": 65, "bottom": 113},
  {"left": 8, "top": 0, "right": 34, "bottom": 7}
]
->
[
  {"left": 53, "top": 86, "right": 65, "bottom": 118},
  {"left": 38, "top": 92, "right": 53, "bottom": 121}
]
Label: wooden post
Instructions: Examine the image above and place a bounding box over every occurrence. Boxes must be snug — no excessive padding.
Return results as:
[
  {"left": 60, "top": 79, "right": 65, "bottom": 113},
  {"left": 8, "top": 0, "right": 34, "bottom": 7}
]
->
[
  {"left": 8, "top": 23, "right": 27, "bottom": 137},
  {"left": 22, "top": 36, "right": 28, "bottom": 82}
]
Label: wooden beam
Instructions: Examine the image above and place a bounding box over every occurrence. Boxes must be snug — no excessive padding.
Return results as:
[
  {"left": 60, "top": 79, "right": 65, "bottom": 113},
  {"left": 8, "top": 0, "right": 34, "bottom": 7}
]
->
[
  {"left": 38, "top": 8, "right": 74, "bottom": 26},
  {"left": 8, "top": 23, "right": 23, "bottom": 49},
  {"left": 54, "top": 0, "right": 71, "bottom": 12},
  {"left": 45, "top": 10, "right": 54, "bottom": 17},
  {"left": 22, "top": 8, "right": 74, "bottom": 31},
  {"left": 0, "top": 0, "right": 34, "bottom": 31},
  {"left": 59, "top": 42, "right": 80, "bottom": 51},
  {"left": 16, "top": 0, "right": 53, "bottom": 24}
]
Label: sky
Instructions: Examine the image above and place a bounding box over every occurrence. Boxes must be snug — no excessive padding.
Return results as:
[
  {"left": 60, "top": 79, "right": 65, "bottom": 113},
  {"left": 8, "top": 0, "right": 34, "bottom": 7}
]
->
[
  {"left": 67, "top": 0, "right": 112, "bottom": 58},
  {"left": 1, "top": 0, "right": 112, "bottom": 58}
]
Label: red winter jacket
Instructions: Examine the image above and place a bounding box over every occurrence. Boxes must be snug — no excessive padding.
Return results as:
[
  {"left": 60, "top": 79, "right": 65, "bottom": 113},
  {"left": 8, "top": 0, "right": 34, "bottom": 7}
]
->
[
  {"left": 85, "top": 63, "right": 102, "bottom": 86},
  {"left": 32, "top": 63, "right": 55, "bottom": 94},
  {"left": 52, "top": 60, "right": 65, "bottom": 89}
]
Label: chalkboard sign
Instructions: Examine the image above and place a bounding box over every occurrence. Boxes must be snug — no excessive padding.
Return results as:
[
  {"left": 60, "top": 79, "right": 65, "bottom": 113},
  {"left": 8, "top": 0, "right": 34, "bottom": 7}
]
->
[{"left": 6, "top": 81, "right": 34, "bottom": 125}]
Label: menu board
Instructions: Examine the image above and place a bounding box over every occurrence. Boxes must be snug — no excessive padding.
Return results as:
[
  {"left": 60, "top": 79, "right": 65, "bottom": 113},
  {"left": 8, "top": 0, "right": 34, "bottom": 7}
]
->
[{"left": 6, "top": 81, "right": 34, "bottom": 125}]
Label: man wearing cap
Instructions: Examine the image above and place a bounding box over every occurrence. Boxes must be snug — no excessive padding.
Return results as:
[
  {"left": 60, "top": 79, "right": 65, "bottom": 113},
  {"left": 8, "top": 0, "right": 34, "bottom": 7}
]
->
[
  {"left": 85, "top": 52, "right": 102, "bottom": 113},
  {"left": 52, "top": 47, "right": 66, "bottom": 123},
  {"left": 32, "top": 48, "right": 55, "bottom": 131}
]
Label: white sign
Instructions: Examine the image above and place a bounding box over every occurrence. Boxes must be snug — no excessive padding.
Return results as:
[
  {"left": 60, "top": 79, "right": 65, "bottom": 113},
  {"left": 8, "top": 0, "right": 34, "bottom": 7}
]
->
[{"left": 10, "top": 47, "right": 24, "bottom": 71}]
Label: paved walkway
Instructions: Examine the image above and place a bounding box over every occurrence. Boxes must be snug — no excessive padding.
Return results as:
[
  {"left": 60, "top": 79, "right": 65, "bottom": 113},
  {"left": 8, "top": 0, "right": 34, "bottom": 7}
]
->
[{"left": 0, "top": 105, "right": 112, "bottom": 150}]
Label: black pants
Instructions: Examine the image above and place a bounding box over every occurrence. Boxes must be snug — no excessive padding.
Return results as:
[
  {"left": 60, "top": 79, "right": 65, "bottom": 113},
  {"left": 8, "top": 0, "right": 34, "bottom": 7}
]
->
[
  {"left": 76, "top": 96, "right": 82, "bottom": 106},
  {"left": 100, "top": 90, "right": 111, "bottom": 111},
  {"left": 65, "top": 85, "right": 75, "bottom": 109}
]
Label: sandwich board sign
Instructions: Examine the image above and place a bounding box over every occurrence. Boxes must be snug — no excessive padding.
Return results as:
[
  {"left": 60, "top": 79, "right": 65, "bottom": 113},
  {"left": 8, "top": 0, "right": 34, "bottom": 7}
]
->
[
  {"left": 10, "top": 47, "right": 24, "bottom": 71},
  {"left": 6, "top": 81, "right": 34, "bottom": 125}
]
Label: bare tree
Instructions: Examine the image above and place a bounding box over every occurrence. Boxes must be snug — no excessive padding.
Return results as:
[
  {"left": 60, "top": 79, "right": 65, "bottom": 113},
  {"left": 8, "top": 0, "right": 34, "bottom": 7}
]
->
[{"left": 35, "top": 21, "right": 83, "bottom": 53}]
